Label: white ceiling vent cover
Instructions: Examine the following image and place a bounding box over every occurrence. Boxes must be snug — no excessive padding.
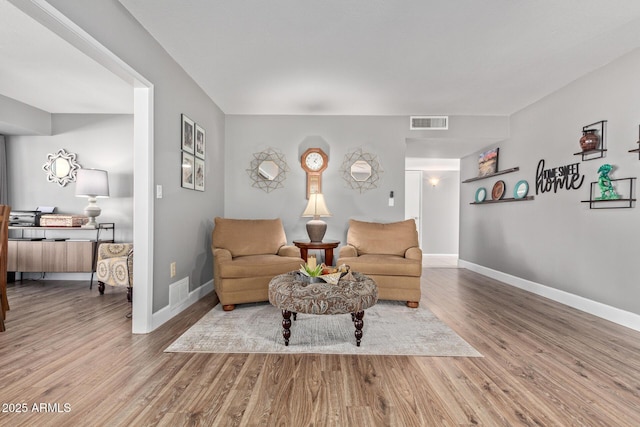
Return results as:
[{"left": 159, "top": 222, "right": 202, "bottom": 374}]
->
[{"left": 410, "top": 116, "right": 448, "bottom": 130}]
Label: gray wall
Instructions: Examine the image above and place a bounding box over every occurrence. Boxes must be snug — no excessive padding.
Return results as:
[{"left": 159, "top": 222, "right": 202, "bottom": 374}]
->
[
  {"left": 42, "top": 0, "right": 226, "bottom": 312},
  {"left": 6, "top": 114, "right": 133, "bottom": 242},
  {"left": 420, "top": 170, "right": 459, "bottom": 254},
  {"left": 459, "top": 48, "right": 640, "bottom": 315},
  {"left": 225, "top": 116, "right": 407, "bottom": 247}
]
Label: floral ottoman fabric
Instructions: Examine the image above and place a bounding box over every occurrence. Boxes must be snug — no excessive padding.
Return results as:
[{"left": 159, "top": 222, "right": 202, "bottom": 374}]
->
[{"left": 269, "top": 271, "right": 378, "bottom": 315}]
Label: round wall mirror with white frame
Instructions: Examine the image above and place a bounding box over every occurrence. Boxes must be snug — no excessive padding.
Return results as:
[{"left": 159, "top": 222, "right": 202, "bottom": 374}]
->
[{"left": 42, "top": 148, "right": 81, "bottom": 187}]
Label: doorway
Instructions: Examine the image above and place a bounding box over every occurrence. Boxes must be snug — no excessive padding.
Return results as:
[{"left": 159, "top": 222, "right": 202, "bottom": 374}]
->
[
  {"left": 405, "top": 158, "right": 460, "bottom": 268},
  {"left": 9, "top": 0, "right": 155, "bottom": 333}
]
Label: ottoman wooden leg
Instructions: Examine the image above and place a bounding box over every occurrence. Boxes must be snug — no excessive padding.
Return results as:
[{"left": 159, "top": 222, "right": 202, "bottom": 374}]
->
[
  {"left": 282, "top": 310, "right": 292, "bottom": 346},
  {"left": 353, "top": 311, "right": 364, "bottom": 347}
]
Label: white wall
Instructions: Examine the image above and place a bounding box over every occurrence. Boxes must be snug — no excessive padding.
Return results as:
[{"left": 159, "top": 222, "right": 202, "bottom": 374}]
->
[
  {"left": 459, "top": 48, "right": 640, "bottom": 316},
  {"left": 225, "top": 115, "right": 407, "bottom": 245},
  {"left": 6, "top": 114, "right": 133, "bottom": 242},
  {"left": 420, "top": 169, "right": 459, "bottom": 254}
]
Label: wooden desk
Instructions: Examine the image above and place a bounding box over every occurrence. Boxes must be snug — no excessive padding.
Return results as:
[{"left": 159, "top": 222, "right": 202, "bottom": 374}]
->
[{"left": 293, "top": 239, "right": 340, "bottom": 266}]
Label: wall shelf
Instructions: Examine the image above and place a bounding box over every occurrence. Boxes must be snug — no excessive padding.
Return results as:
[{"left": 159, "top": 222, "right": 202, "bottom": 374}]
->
[
  {"left": 574, "top": 148, "right": 607, "bottom": 161},
  {"left": 580, "top": 178, "right": 636, "bottom": 209},
  {"left": 574, "top": 120, "right": 607, "bottom": 161},
  {"left": 462, "top": 167, "right": 519, "bottom": 183},
  {"left": 470, "top": 196, "right": 534, "bottom": 205}
]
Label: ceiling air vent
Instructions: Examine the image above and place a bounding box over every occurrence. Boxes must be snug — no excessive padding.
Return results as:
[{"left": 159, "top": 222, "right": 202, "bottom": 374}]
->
[{"left": 410, "top": 116, "right": 448, "bottom": 130}]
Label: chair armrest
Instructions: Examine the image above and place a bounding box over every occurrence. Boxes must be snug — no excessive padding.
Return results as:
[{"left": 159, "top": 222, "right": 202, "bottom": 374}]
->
[
  {"left": 278, "top": 245, "right": 302, "bottom": 258},
  {"left": 405, "top": 247, "right": 422, "bottom": 261},
  {"left": 339, "top": 245, "right": 358, "bottom": 258},
  {"left": 98, "top": 243, "right": 133, "bottom": 261},
  {"left": 213, "top": 248, "right": 232, "bottom": 263}
]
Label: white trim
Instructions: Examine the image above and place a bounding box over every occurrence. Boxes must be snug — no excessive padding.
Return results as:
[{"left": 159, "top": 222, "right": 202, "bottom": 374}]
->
[
  {"left": 132, "top": 86, "right": 154, "bottom": 333},
  {"left": 152, "top": 280, "right": 215, "bottom": 330},
  {"left": 422, "top": 254, "right": 459, "bottom": 266},
  {"left": 458, "top": 260, "right": 640, "bottom": 332}
]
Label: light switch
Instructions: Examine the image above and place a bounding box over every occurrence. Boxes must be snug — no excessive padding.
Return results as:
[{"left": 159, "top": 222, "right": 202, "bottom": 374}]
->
[{"left": 156, "top": 185, "right": 163, "bottom": 199}]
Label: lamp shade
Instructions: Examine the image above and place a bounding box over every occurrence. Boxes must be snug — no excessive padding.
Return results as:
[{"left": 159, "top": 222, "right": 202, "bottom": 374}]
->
[
  {"left": 75, "top": 169, "right": 109, "bottom": 198},
  {"left": 302, "top": 193, "right": 331, "bottom": 218}
]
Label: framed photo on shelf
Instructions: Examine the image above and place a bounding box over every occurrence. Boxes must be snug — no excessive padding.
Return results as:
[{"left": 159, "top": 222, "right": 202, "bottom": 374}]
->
[
  {"left": 478, "top": 147, "right": 499, "bottom": 177},
  {"left": 181, "top": 152, "right": 195, "bottom": 189},
  {"left": 195, "top": 124, "right": 206, "bottom": 159},
  {"left": 181, "top": 114, "right": 195, "bottom": 154},
  {"left": 194, "top": 157, "right": 205, "bottom": 192}
]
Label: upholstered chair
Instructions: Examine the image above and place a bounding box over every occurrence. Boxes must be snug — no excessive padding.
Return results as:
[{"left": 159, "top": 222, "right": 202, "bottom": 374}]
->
[
  {"left": 212, "top": 217, "right": 304, "bottom": 311},
  {"left": 96, "top": 243, "right": 133, "bottom": 302},
  {"left": 337, "top": 218, "right": 422, "bottom": 308}
]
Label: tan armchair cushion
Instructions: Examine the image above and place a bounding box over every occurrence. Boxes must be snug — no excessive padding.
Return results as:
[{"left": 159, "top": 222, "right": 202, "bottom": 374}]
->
[
  {"left": 212, "top": 217, "right": 287, "bottom": 257},
  {"left": 217, "top": 254, "right": 304, "bottom": 279},
  {"left": 347, "top": 219, "right": 419, "bottom": 256},
  {"left": 342, "top": 254, "right": 422, "bottom": 277}
]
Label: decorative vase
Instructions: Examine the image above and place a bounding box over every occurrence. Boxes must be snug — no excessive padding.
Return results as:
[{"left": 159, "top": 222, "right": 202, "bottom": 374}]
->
[{"left": 580, "top": 129, "right": 599, "bottom": 152}]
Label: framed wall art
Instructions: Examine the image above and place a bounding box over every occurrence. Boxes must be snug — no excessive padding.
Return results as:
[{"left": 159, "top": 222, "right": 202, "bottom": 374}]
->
[
  {"left": 181, "top": 114, "right": 195, "bottom": 154},
  {"left": 194, "top": 157, "right": 205, "bottom": 191},
  {"left": 195, "top": 124, "right": 206, "bottom": 159},
  {"left": 181, "top": 151, "right": 195, "bottom": 189},
  {"left": 478, "top": 147, "right": 499, "bottom": 177}
]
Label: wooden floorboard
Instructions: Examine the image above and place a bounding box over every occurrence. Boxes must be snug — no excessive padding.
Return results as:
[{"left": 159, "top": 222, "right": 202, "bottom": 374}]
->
[{"left": 1, "top": 270, "right": 640, "bottom": 426}]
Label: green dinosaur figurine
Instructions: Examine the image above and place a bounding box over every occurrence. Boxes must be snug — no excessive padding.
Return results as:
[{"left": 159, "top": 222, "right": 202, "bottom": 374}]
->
[{"left": 595, "top": 164, "right": 620, "bottom": 200}]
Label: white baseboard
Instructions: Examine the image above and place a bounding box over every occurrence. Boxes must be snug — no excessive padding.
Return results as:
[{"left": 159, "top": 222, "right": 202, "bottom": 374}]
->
[
  {"left": 458, "top": 260, "right": 640, "bottom": 332},
  {"left": 422, "top": 254, "right": 459, "bottom": 267},
  {"left": 151, "top": 279, "right": 215, "bottom": 331}
]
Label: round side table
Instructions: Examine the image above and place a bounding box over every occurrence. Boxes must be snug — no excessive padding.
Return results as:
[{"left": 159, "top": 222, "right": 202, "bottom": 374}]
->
[{"left": 293, "top": 239, "right": 340, "bottom": 266}]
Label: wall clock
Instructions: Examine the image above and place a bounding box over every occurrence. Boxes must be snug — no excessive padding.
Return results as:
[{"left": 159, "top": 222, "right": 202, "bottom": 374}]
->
[{"left": 301, "top": 148, "right": 328, "bottom": 198}]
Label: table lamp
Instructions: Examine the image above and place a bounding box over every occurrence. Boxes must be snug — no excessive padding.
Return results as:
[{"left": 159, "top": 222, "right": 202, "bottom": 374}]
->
[
  {"left": 302, "top": 192, "right": 331, "bottom": 242},
  {"left": 75, "top": 168, "right": 109, "bottom": 228}
]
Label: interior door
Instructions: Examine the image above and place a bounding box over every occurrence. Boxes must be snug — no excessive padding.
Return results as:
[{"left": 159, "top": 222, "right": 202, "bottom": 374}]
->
[{"left": 405, "top": 170, "right": 423, "bottom": 248}]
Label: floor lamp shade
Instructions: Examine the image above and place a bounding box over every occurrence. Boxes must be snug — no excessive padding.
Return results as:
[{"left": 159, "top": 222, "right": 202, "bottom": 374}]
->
[
  {"left": 75, "top": 169, "right": 109, "bottom": 228},
  {"left": 302, "top": 193, "right": 331, "bottom": 242}
]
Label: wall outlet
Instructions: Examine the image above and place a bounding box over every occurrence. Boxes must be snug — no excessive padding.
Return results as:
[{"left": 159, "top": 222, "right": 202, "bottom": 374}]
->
[{"left": 170, "top": 262, "right": 176, "bottom": 278}]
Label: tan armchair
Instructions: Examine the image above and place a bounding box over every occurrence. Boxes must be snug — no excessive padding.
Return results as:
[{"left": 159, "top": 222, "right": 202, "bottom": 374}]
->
[
  {"left": 212, "top": 217, "right": 304, "bottom": 311},
  {"left": 96, "top": 243, "right": 133, "bottom": 303},
  {"left": 337, "top": 219, "right": 422, "bottom": 308}
]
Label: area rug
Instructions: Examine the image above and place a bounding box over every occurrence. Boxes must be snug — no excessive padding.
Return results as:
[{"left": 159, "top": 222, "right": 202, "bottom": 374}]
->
[{"left": 165, "top": 300, "right": 482, "bottom": 357}]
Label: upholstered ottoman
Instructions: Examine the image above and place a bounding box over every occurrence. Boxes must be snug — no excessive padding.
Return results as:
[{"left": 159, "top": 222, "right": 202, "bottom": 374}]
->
[{"left": 268, "top": 271, "right": 378, "bottom": 346}]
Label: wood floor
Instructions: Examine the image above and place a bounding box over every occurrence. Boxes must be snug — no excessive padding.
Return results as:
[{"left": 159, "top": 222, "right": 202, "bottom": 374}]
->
[{"left": 1, "top": 269, "right": 640, "bottom": 426}]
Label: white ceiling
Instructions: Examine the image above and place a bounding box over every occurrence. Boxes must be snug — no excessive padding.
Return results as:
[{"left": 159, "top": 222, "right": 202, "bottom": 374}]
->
[
  {"left": 0, "top": 1, "right": 132, "bottom": 116},
  {"left": 119, "top": 0, "right": 640, "bottom": 116},
  {"left": 3, "top": 1, "right": 640, "bottom": 158}
]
